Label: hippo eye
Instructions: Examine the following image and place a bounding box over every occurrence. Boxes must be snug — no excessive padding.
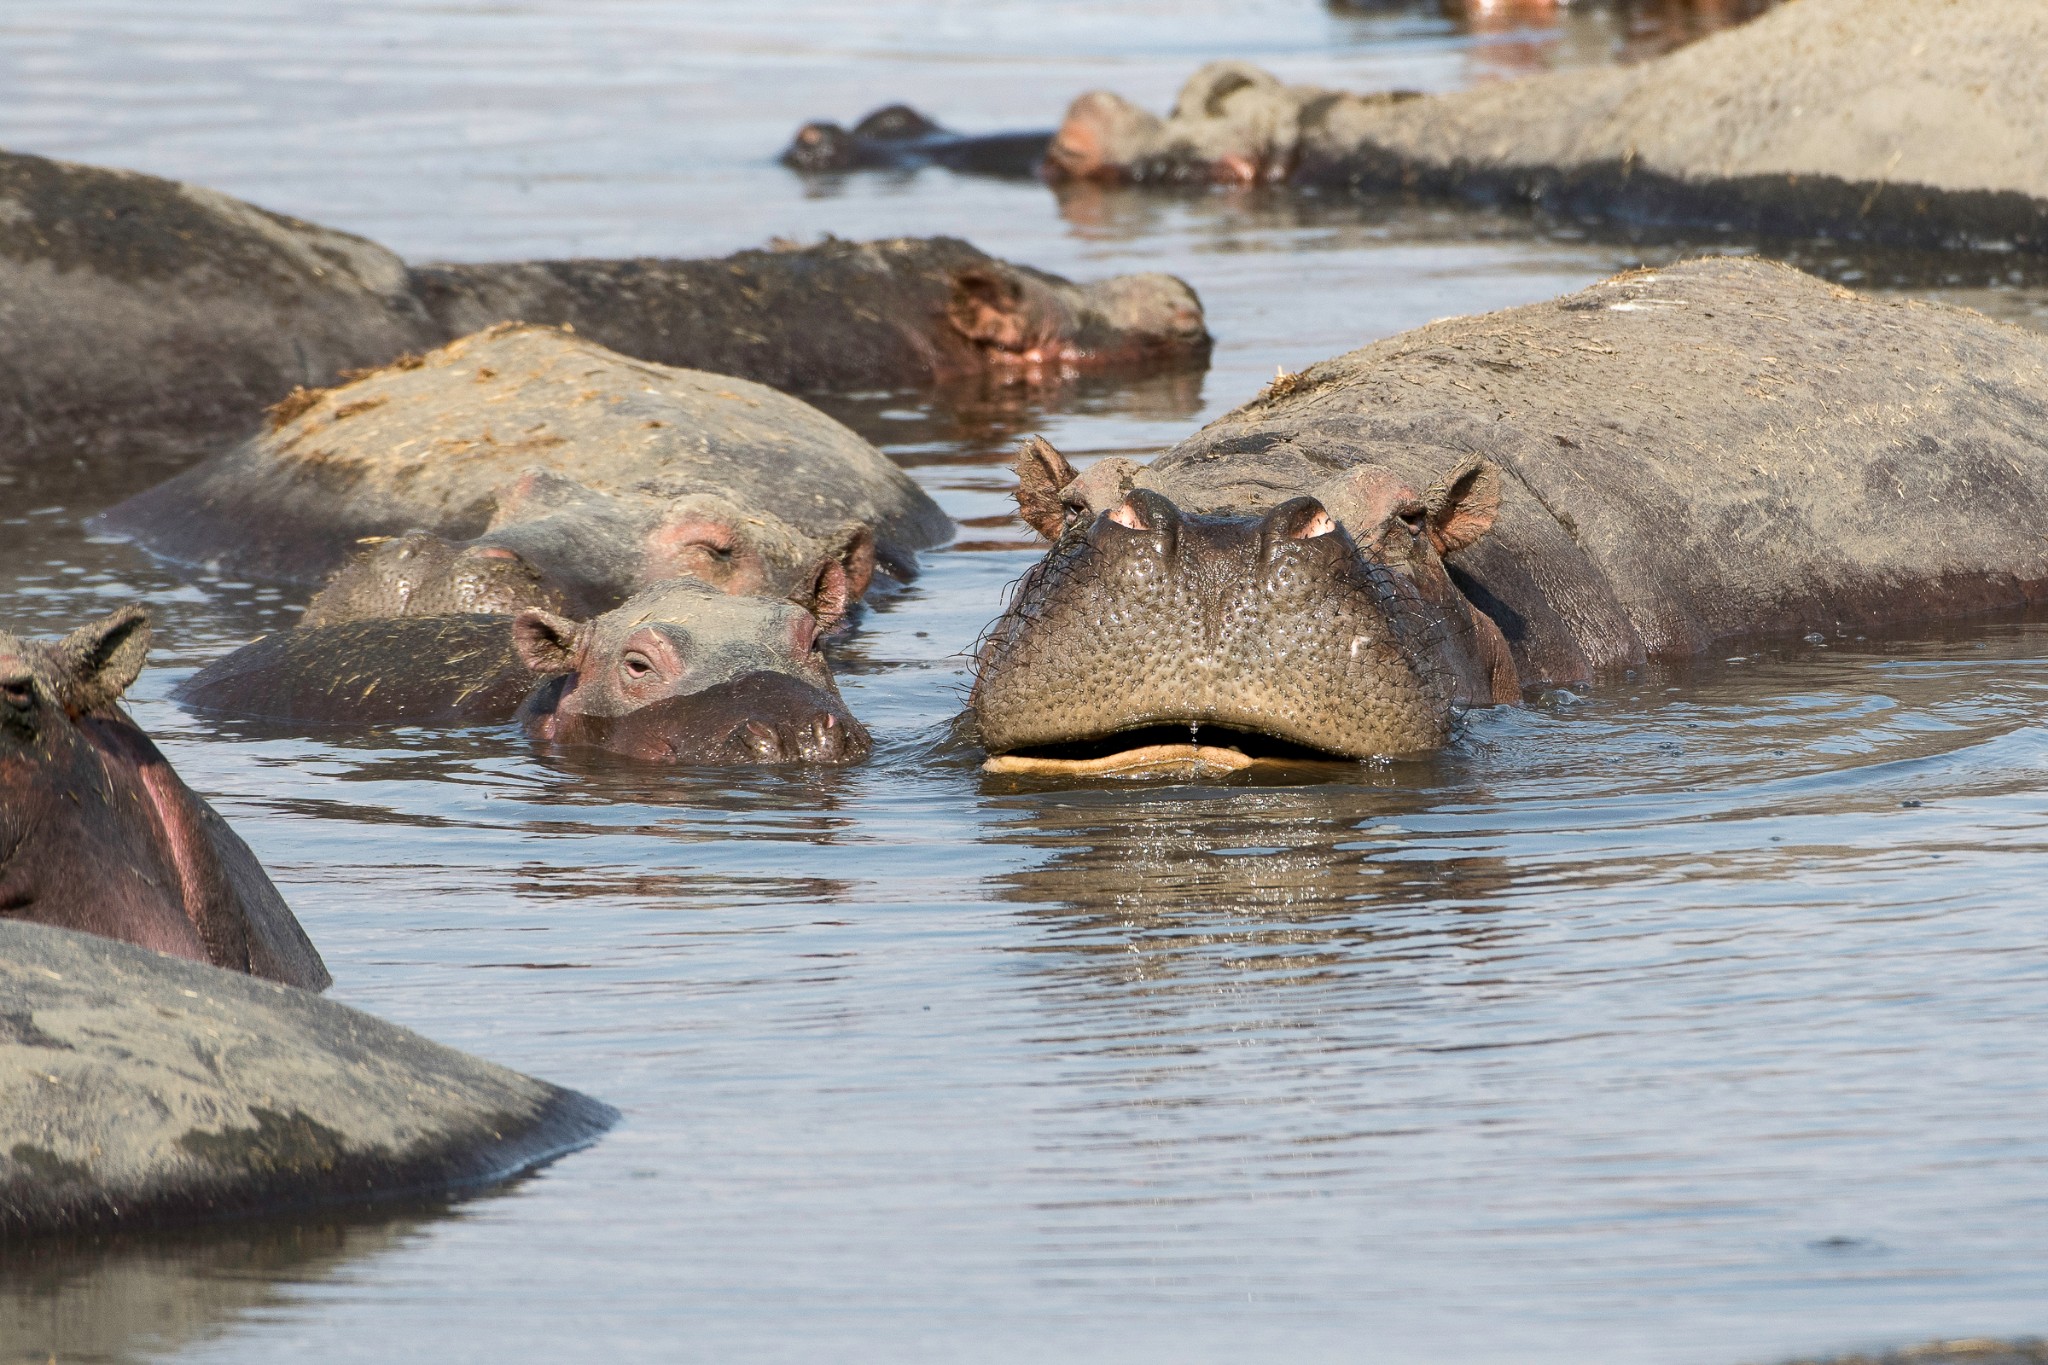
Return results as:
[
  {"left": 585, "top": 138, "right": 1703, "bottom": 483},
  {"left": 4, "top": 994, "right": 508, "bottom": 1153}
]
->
[
  {"left": 621, "top": 651, "right": 655, "bottom": 679},
  {"left": 0, "top": 680, "right": 31, "bottom": 710},
  {"left": 1397, "top": 507, "right": 1429, "bottom": 537}
]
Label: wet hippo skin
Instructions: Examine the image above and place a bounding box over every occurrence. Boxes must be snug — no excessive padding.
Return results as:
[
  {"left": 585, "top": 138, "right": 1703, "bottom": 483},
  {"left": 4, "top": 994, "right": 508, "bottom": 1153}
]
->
[
  {"left": 1042, "top": 0, "right": 2048, "bottom": 254},
  {"left": 0, "top": 606, "right": 329, "bottom": 989},
  {"left": 0, "top": 918, "right": 616, "bottom": 1238},
  {"left": 971, "top": 257, "right": 2048, "bottom": 768},
  {"left": 780, "top": 103, "right": 1053, "bottom": 178}
]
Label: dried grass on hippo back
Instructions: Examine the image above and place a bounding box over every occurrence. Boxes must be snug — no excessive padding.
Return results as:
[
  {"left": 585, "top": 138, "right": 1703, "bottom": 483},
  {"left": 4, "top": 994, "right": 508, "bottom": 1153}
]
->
[{"left": 94, "top": 324, "right": 952, "bottom": 599}]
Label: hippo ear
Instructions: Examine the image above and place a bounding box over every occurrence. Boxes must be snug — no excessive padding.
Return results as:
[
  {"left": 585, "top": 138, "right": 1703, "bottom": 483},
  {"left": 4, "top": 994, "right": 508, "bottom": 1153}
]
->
[
  {"left": 824, "top": 524, "right": 876, "bottom": 601},
  {"left": 792, "top": 557, "right": 854, "bottom": 636},
  {"left": 510, "top": 609, "right": 585, "bottom": 676},
  {"left": 1015, "top": 436, "right": 1079, "bottom": 540},
  {"left": 54, "top": 603, "right": 152, "bottom": 714},
  {"left": 1423, "top": 457, "right": 1502, "bottom": 557}
]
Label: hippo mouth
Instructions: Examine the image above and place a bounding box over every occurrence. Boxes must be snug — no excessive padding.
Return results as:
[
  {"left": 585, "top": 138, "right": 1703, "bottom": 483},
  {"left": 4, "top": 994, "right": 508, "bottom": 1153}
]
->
[{"left": 980, "top": 722, "right": 1363, "bottom": 778}]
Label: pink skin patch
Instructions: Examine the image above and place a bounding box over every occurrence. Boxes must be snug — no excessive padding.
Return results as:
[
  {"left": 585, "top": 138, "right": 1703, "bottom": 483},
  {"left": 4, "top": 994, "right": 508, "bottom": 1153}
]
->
[
  {"left": 644, "top": 519, "right": 771, "bottom": 596},
  {"left": 74, "top": 717, "right": 215, "bottom": 965}
]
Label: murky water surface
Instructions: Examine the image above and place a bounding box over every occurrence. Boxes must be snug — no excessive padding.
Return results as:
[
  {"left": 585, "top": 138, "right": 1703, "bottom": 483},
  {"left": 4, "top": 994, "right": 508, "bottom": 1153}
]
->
[{"left": 6, "top": 4, "right": 2048, "bottom": 1363}]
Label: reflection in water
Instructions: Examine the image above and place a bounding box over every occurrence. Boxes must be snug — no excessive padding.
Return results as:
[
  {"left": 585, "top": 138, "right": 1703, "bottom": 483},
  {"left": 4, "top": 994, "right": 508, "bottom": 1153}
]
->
[{"left": 0, "top": 1202, "right": 453, "bottom": 1364}]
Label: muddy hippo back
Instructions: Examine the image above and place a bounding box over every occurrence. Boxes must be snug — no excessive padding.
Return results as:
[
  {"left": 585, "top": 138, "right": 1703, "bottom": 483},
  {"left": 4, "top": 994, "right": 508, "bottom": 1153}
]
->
[
  {"left": 0, "top": 148, "right": 435, "bottom": 475},
  {"left": 98, "top": 324, "right": 952, "bottom": 587}
]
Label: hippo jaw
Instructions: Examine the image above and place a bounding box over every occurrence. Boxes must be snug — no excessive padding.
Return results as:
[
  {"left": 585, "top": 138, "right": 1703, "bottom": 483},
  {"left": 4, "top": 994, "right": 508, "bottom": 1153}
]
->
[
  {"left": 970, "top": 492, "right": 1464, "bottom": 775},
  {"left": 521, "top": 670, "right": 870, "bottom": 766}
]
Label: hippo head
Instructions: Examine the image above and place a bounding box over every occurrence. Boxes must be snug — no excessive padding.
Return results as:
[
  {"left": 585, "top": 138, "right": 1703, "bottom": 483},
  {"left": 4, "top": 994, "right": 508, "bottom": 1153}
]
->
[
  {"left": 1045, "top": 62, "right": 1303, "bottom": 186},
  {"left": 0, "top": 606, "right": 151, "bottom": 748},
  {"left": 969, "top": 438, "right": 1515, "bottom": 774},
  {"left": 945, "top": 265, "right": 1211, "bottom": 375},
  {"left": 482, "top": 470, "right": 876, "bottom": 617},
  {"left": 301, "top": 531, "right": 571, "bottom": 628},
  {"left": 510, "top": 573, "right": 870, "bottom": 765}
]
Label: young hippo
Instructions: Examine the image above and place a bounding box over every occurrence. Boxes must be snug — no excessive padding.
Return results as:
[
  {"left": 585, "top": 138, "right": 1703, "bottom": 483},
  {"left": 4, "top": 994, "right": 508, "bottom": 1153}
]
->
[
  {"left": 0, "top": 606, "right": 330, "bottom": 987},
  {"left": 971, "top": 258, "right": 2048, "bottom": 774},
  {"left": 299, "top": 530, "right": 573, "bottom": 628},
  {"left": 178, "top": 577, "right": 870, "bottom": 765},
  {"left": 97, "top": 324, "right": 949, "bottom": 597}
]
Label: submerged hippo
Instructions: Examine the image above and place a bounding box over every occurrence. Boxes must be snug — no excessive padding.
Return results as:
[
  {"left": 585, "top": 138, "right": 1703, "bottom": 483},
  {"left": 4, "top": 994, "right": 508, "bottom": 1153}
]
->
[
  {"left": 97, "top": 324, "right": 948, "bottom": 602},
  {"left": 2, "top": 918, "right": 614, "bottom": 1236},
  {"left": 180, "top": 576, "right": 870, "bottom": 765},
  {"left": 1042, "top": 0, "right": 2048, "bottom": 254},
  {"left": 413, "top": 236, "right": 1211, "bottom": 393},
  {"left": 0, "top": 606, "right": 330, "bottom": 987},
  {"left": 971, "top": 257, "right": 2048, "bottom": 774},
  {"left": 0, "top": 144, "right": 1209, "bottom": 474},
  {"left": 780, "top": 104, "right": 1052, "bottom": 178}
]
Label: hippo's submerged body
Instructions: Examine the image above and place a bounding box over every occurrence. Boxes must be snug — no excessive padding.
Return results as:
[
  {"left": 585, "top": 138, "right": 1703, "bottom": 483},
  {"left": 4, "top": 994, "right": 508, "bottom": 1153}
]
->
[
  {"left": 972, "top": 258, "right": 2048, "bottom": 770},
  {"left": 0, "top": 144, "right": 1209, "bottom": 475}
]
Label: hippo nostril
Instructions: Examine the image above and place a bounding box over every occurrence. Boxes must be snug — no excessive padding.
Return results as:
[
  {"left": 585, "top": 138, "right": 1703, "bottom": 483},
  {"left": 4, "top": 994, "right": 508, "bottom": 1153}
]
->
[
  {"left": 1103, "top": 488, "right": 1183, "bottom": 547},
  {"left": 742, "top": 719, "right": 784, "bottom": 760},
  {"left": 806, "top": 713, "right": 846, "bottom": 760},
  {"left": 1260, "top": 496, "right": 1339, "bottom": 559}
]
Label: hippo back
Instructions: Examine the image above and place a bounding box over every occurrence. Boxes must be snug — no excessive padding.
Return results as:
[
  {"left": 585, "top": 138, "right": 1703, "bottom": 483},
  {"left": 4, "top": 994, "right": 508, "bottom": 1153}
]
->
[
  {"left": 177, "top": 616, "right": 535, "bottom": 729},
  {"left": 97, "top": 325, "right": 952, "bottom": 586},
  {"left": 0, "top": 148, "right": 434, "bottom": 475},
  {"left": 1147, "top": 258, "right": 2048, "bottom": 684}
]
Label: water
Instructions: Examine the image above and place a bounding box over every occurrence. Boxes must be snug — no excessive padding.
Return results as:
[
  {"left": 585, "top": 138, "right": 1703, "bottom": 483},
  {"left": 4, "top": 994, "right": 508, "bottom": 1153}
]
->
[{"left": 6, "top": 4, "right": 2048, "bottom": 1363}]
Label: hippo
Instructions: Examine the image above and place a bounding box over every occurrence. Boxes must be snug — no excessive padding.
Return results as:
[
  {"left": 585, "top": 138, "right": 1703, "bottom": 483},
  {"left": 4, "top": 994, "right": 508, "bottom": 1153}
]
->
[
  {"left": 0, "top": 144, "right": 1210, "bottom": 475},
  {"left": 970, "top": 257, "right": 2048, "bottom": 775},
  {"left": 0, "top": 606, "right": 330, "bottom": 987},
  {"left": 179, "top": 576, "right": 870, "bottom": 765},
  {"left": 1, "top": 917, "right": 615, "bottom": 1237},
  {"left": 95, "top": 324, "right": 948, "bottom": 604},
  {"left": 411, "top": 236, "right": 1211, "bottom": 393},
  {"left": 1041, "top": 0, "right": 2048, "bottom": 255},
  {"left": 0, "top": 146, "right": 434, "bottom": 477},
  {"left": 780, "top": 104, "right": 1053, "bottom": 178}
]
